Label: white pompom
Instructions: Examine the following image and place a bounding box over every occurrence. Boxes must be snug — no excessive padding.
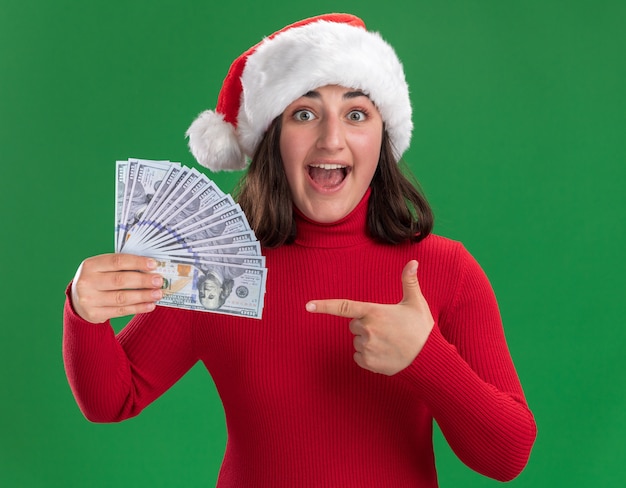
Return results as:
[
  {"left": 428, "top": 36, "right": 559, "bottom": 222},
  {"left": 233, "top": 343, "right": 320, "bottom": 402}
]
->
[{"left": 185, "top": 110, "right": 247, "bottom": 171}]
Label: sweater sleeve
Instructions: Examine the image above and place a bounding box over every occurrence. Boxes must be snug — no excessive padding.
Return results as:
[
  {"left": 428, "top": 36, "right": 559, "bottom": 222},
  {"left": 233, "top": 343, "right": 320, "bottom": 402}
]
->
[
  {"left": 397, "top": 245, "right": 537, "bottom": 481},
  {"left": 63, "top": 285, "right": 199, "bottom": 423}
]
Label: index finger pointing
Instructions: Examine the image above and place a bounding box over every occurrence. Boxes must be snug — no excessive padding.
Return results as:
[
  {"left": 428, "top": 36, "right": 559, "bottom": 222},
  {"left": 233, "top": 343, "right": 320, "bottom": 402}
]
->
[{"left": 306, "top": 299, "right": 369, "bottom": 318}]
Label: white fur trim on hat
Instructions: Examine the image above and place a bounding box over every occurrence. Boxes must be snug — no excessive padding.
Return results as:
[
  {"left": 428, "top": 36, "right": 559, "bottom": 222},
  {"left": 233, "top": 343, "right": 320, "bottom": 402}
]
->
[{"left": 185, "top": 110, "right": 246, "bottom": 171}]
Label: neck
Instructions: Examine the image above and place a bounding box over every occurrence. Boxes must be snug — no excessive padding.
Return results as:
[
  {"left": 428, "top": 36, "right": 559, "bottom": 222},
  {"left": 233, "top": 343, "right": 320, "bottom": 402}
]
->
[{"left": 293, "top": 189, "right": 372, "bottom": 249}]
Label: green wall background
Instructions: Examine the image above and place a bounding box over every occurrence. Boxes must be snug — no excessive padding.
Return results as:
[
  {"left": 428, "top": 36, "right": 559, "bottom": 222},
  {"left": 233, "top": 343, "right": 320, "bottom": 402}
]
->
[{"left": 1, "top": 0, "right": 624, "bottom": 486}]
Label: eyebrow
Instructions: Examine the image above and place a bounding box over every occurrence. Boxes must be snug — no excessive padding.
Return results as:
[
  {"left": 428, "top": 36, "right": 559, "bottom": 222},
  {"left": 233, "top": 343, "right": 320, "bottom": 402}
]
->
[{"left": 302, "top": 90, "right": 369, "bottom": 100}]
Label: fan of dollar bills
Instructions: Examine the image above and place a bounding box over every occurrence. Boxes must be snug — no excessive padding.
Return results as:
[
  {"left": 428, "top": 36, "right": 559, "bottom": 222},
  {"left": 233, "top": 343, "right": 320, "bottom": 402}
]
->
[{"left": 115, "top": 158, "right": 267, "bottom": 319}]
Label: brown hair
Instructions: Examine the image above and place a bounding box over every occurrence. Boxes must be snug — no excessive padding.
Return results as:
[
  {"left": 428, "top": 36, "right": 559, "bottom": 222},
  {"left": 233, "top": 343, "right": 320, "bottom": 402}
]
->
[{"left": 235, "top": 117, "right": 433, "bottom": 248}]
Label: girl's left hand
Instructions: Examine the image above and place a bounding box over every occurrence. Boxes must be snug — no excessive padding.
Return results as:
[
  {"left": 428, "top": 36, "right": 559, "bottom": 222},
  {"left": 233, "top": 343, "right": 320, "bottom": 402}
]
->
[{"left": 305, "top": 260, "right": 434, "bottom": 375}]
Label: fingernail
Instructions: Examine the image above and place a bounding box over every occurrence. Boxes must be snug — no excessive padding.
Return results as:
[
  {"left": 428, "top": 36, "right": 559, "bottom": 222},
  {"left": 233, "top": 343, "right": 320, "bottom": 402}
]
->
[
  {"left": 147, "top": 259, "right": 157, "bottom": 269},
  {"left": 152, "top": 275, "right": 163, "bottom": 287},
  {"left": 305, "top": 302, "right": 316, "bottom": 312},
  {"left": 152, "top": 289, "right": 163, "bottom": 300}
]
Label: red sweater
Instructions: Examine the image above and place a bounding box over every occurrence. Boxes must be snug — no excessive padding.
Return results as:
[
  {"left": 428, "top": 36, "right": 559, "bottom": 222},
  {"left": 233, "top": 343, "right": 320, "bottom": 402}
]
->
[{"left": 63, "top": 193, "right": 536, "bottom": 487}]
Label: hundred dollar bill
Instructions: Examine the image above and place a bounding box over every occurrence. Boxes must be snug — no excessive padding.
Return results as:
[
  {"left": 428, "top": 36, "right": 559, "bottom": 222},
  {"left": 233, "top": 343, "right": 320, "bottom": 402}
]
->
[
  {"left": 130, "top": 194, "right": 237, "bottom": 252},
  {"left": 177, "top": 230, "right": 259, "bottom": 249},
  {"left": 137, "top": 165, "right": 185, "bottom": 223},
  {"left": 147, "top": 168, "right": 202, "bottom": 222},
  {"left": 133, "top": 180, "right": 228, "bottom": 245},
  {"left": 123, "top": 164, "right": 193, "bottom": 247},
  {"left": 185, "top": 241, "right": 262, "bottom": 256},
  {"left": 161, "top": 180, "right": 227, "bottom": 231},
  {"left": 132, "top": 205, "right": 250, "bottom": 254},
  {"left": 125, "top": 167, "right": 202, "bottom": 248},
  {"left": 157, "top": 230, "right": 258, "bottom": 253},
  {"left": 115, "top": 160, "right": 128, "bottom": 252},
  {"left": 118, "top": 159, "right": 174, "bottom": 251},
  {"left": 117, "top": 159, "right": 137, "bottom": 249},
  {"left": 155, "top": 259, "right": 267, "bottom": 319},
  {"left": 141, "top": 202, "right": 242, "bottom": 250},
  {"left": 117, "top": 160, "right": 178, "bottom": 250},
  {"left": 157, "top": 241, "right": 263, "bottom": 261},
  {"left": 195, "top": 254, "right": 265, "bottom": 268},
  {"left": 142, "top": 239, "right": 263, "bottom": 265},
  {"left": 148, "top": 252, "right": 265, "bottom": 269},
  {"left": 143, "top": 231, "right": 260, "bottom": 258},
  {"left": 172, "top": 211, "right": 251, "bottom": 246}
]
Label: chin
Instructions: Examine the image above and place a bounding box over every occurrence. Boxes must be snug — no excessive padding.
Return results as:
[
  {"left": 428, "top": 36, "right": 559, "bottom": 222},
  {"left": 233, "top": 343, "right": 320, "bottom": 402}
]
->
[{"left": 301, "top": 202, "right": 353, "bottom": 223}]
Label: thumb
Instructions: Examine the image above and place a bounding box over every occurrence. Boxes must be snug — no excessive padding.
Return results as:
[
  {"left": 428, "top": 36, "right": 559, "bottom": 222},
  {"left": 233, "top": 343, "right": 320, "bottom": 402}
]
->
[{"left": 400, "top": 260, "right": 423, "bottom": 306}]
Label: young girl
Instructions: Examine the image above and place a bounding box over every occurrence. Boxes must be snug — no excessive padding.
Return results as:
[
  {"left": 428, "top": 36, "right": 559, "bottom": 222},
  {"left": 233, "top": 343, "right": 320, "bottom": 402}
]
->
[{"left": 64, "top": 13, "right": 536, "bottom": 487}]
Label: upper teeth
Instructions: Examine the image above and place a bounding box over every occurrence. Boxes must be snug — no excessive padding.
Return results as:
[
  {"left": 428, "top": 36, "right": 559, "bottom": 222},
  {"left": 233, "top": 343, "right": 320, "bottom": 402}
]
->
[{"left": 310, "top": 164, "right": 346, "bottom": 170}]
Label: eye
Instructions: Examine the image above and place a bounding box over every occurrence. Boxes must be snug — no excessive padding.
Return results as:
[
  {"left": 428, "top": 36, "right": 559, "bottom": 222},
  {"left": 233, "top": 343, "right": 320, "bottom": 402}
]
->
[
  {"left": 293, "top": 109, "right": 316, "bottom": 122},
  {"left": 347, "top": 110, "right": 367, "bottom": 122}
]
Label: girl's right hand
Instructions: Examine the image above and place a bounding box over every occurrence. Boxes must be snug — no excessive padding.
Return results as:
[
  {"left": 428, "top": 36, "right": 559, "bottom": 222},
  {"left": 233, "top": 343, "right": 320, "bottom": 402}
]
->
[{"left": 70, "top": 253, "right": 164, "bottom": 324}]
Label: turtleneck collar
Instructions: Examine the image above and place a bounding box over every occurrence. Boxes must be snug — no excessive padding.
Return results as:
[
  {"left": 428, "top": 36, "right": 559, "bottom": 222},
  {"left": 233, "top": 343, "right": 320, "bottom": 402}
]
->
[{"left": 293, "top": 188, "right": 372, "bottom": 249}]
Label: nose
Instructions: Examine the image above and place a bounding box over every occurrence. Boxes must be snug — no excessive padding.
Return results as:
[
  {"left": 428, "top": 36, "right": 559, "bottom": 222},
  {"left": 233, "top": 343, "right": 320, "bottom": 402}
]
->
[{"left": 316, "top": 114, "right": 345, "bottom": 152}]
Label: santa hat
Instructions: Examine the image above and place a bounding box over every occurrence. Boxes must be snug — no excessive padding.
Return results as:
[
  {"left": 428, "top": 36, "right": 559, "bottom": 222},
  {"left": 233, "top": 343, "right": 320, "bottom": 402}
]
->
[{"left": 186, "top": 13, "right": 412, "bottom": 171}]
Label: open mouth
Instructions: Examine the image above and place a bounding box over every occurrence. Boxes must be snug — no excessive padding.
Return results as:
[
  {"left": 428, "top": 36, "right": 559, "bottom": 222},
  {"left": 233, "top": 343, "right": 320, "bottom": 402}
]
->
[{"left": 308, "top": 163, "right": 350, "bottom": 189}]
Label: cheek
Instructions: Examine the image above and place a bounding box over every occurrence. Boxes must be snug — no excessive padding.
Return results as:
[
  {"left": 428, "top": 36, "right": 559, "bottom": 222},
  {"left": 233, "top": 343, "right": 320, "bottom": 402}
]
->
[
  {"left": 355, "top": 133, "right": 382, "bottom": 175},
  {"left": 365, "top": 130, "right": 383, "bottom": 155}
]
